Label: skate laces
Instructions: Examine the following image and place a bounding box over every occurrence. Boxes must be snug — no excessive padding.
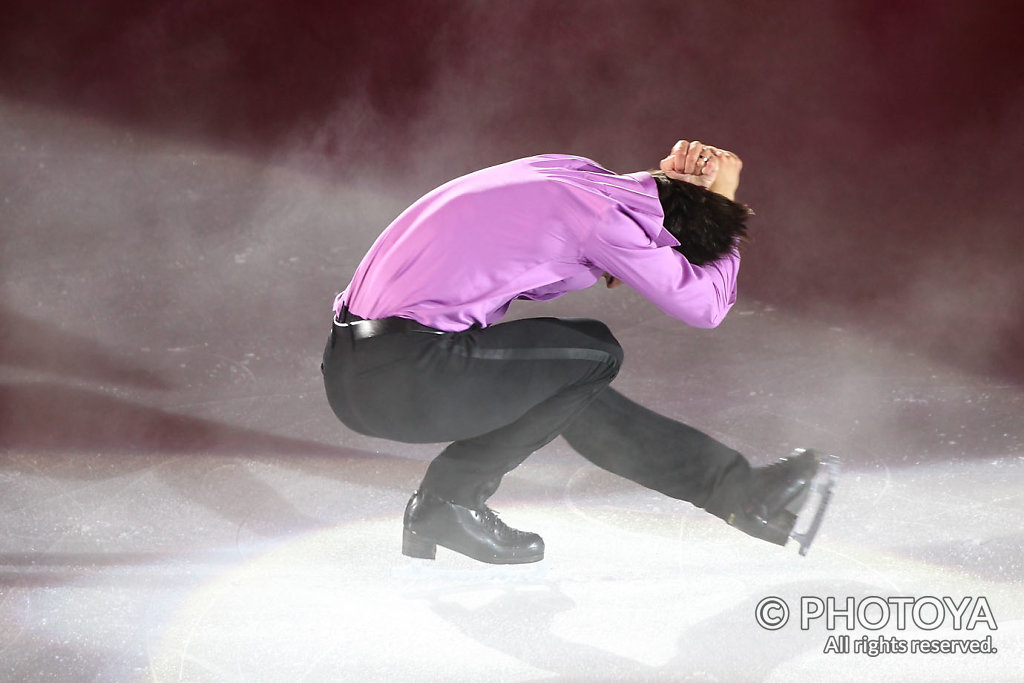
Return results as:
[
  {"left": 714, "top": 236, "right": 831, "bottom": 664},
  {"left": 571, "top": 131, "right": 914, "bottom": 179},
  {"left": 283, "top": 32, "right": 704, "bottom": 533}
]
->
[
  {"left": 477, "top": 506, "right": 520, "bottom": 536},
  {"left": 478, "top": 506, "right": 503, "bottom": 528}
]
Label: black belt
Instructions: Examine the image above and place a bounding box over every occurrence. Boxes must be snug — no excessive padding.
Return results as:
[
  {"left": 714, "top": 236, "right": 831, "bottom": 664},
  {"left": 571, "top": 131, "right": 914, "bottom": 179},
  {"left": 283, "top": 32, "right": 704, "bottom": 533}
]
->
[{"left": 334, "top": 309, "right": 445, "bottom": 341}]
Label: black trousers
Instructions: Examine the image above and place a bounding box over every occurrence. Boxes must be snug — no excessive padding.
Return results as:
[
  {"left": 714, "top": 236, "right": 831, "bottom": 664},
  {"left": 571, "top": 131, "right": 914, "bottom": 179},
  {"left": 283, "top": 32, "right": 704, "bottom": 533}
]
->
[{"left": 321, "top": 315, "right": 749, "bottom": 513}]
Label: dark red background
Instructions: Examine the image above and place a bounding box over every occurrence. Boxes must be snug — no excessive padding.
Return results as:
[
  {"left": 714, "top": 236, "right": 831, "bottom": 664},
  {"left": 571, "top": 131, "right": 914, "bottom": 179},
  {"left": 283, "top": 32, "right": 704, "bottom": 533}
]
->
[{"left": 3, "top": 0, "right": 1023, "bottom": 380}]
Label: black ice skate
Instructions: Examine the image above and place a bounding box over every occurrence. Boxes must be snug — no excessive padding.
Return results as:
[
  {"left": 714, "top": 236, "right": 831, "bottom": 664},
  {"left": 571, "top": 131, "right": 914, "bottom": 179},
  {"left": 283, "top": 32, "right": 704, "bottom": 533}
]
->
[
  {"left": 725, "top": 448, "right": 839, "bottom": 556},
  {"left": 402, "top": 490, "right": 545, "bottom": 564}
]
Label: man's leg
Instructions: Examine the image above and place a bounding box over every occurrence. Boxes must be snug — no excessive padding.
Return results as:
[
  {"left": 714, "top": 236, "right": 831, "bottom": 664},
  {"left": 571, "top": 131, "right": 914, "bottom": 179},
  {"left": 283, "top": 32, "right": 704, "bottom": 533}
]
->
[
  {"left": 560, "top": 387, "right": 749, "bottom": 513},
  {"left": 322, "top": 316, "right": 623, "bottom": 563},
  {"left": 561, "top": 387, "right": 828, "bottom": 549},
  {"left": 416, "top": 318, "right": 624, "bottom": 508}
]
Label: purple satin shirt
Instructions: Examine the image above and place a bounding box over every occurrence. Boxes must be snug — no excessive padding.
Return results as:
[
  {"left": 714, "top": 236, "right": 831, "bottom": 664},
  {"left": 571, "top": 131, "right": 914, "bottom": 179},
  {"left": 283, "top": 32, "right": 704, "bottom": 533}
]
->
[{"left": 335, "top": 154, "right": 740, "bottom": 332}]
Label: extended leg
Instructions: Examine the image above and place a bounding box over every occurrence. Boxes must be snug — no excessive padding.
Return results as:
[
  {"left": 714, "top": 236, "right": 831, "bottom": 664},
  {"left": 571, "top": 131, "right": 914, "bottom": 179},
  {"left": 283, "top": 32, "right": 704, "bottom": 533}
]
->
[
  {"left": 560, "top": 387, "right": 749, "bottom": 509},
  {"left": 562, "top": 388, "right": 839, "bottom": 554}
]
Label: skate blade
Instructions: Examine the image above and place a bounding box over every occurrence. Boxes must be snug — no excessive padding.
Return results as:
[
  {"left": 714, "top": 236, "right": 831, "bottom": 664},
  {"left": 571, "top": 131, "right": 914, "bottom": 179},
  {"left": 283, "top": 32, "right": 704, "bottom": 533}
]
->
[{"left": 789, "top": 455, "right": 839, "bottom": 556}]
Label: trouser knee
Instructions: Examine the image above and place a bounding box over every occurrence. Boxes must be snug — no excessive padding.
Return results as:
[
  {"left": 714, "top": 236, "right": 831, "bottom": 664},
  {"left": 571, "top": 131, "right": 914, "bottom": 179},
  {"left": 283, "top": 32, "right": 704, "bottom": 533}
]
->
[
  {"left": 570, "top": 318, "right": 623, "bottom": 379},
  {"left": 595, "top": 328, "right": 624, "bottom": 382}
]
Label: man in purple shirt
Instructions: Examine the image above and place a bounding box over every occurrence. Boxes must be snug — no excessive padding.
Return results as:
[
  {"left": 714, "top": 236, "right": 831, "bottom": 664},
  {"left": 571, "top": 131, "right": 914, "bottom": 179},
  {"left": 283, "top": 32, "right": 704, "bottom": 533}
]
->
[{"left": 322, "top": 140, "right": 833, "bottom": 564}]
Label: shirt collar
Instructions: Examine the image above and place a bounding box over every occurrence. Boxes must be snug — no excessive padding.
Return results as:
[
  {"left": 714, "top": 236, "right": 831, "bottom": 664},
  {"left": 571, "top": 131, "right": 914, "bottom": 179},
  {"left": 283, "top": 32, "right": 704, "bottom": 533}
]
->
[{"left": 620, "top": 171, "right": 680, "bottom": 248}]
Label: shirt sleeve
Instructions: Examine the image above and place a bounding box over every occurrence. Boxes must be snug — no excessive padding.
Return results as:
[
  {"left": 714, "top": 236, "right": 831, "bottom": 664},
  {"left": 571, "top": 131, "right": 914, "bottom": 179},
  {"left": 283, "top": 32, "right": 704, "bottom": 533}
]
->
[{"left": 583, "top": 207, "right": 740, "bottom": 328}]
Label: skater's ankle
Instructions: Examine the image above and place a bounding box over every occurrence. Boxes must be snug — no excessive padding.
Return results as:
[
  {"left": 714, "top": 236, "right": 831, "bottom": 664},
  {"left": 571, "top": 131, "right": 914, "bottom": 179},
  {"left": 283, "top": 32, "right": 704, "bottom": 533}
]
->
[{"left": 701, "top": 461, "right": 752, "bottom": 520}]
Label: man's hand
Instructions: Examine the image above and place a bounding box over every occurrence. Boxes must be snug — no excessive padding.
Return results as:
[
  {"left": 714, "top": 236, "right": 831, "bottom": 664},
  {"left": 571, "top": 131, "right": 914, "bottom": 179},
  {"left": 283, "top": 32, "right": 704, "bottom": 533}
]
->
[{"left": 659, "top": 140, "right": 742, "bottom": 200}]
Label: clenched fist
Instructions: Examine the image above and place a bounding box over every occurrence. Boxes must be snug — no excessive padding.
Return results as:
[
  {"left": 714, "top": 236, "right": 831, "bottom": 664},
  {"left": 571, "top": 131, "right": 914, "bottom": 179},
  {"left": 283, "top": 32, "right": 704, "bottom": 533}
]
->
[{"left": 659, "top": 139, "right": 742, "bottom": 201}]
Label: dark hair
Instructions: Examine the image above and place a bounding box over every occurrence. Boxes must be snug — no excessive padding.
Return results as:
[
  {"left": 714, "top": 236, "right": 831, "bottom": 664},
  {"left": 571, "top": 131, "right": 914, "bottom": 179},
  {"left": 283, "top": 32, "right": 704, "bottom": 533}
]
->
[{"left": 649, "top": 170, "right": 751, "bottom": 265}]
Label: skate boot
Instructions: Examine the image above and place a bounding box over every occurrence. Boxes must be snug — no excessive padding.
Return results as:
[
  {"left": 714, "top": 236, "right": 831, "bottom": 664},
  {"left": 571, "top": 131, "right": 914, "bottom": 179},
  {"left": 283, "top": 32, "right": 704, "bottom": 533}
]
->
[
  {"left": 402, "top": 490, "right": 545, "bottom": 564},
  {"left": 715, "top": 449, "right": 839, "bottom": 556}
]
